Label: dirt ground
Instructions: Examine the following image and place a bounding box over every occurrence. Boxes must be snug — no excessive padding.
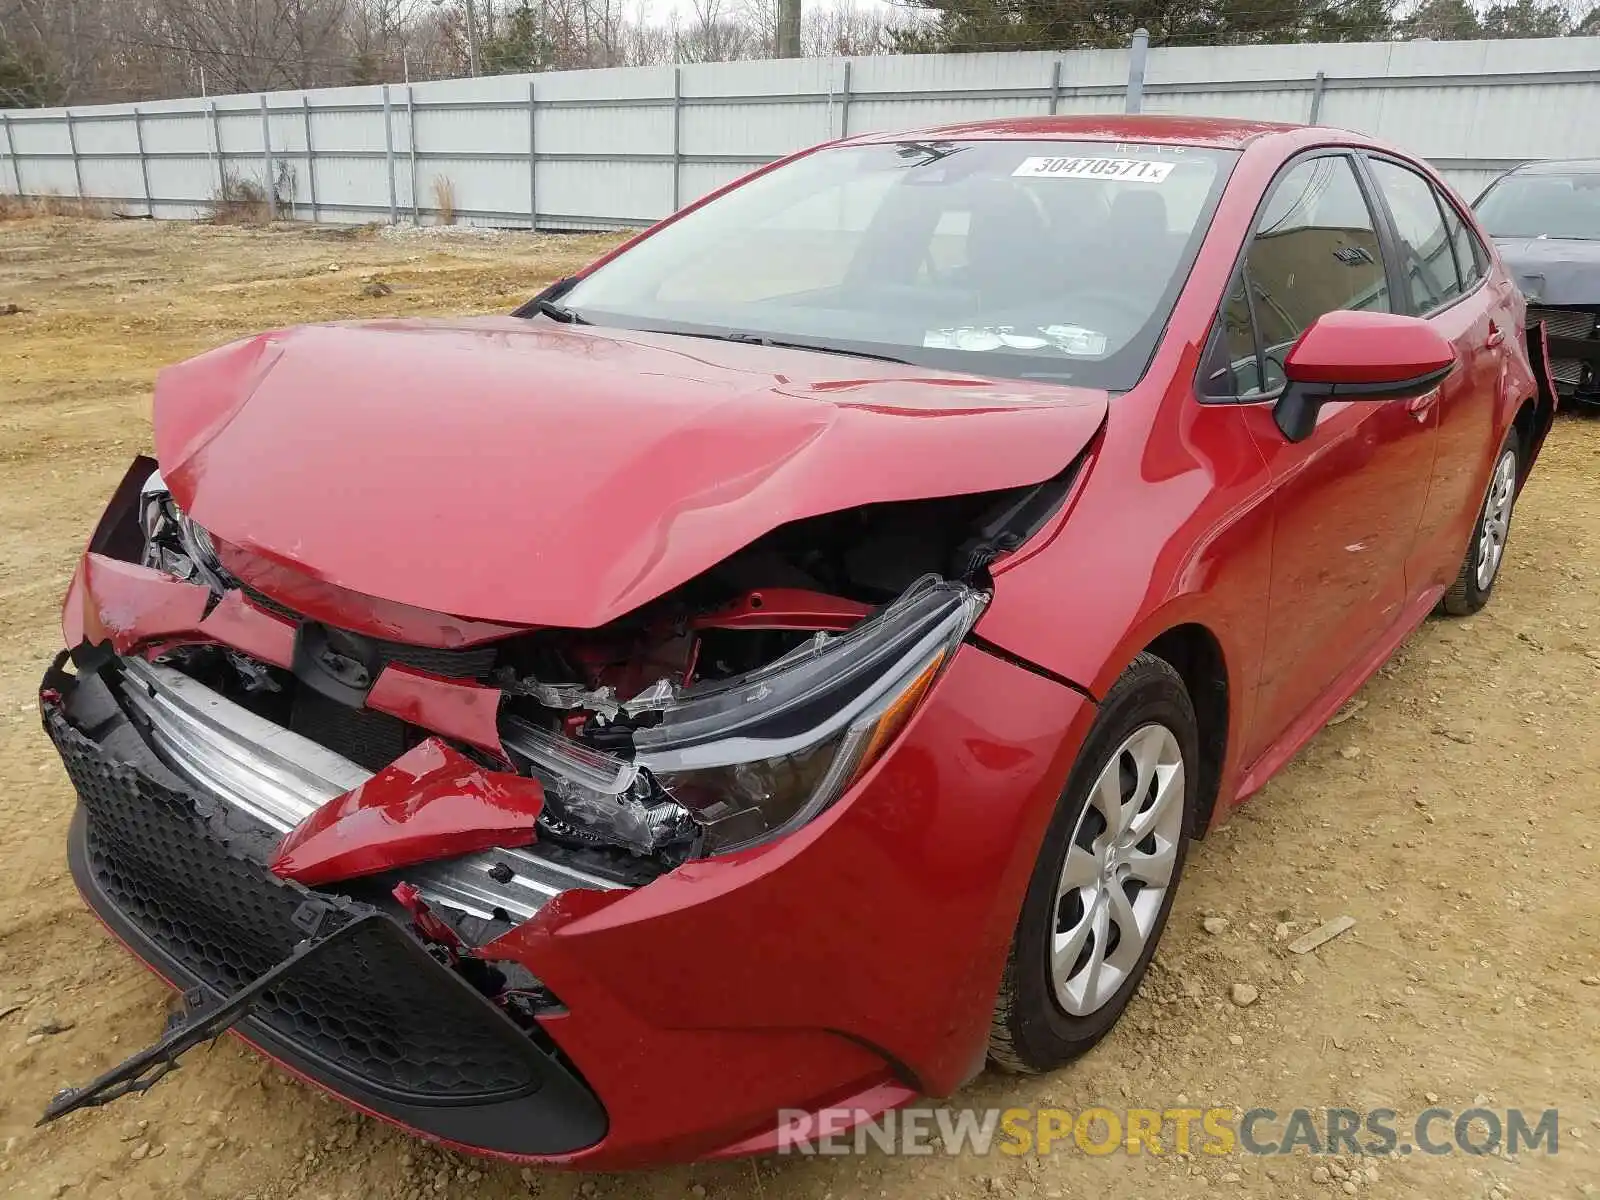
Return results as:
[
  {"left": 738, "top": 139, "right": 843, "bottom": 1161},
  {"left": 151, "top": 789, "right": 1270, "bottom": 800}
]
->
[{"left": 0, "top": 217, "right": 1596, "bottom": 1200}]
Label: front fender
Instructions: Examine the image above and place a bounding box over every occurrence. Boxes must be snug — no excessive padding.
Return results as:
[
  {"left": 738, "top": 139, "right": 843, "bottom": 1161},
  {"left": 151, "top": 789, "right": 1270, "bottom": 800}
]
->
[{"left": 974, "top": 375, "right": 1274, "bottom": 805}]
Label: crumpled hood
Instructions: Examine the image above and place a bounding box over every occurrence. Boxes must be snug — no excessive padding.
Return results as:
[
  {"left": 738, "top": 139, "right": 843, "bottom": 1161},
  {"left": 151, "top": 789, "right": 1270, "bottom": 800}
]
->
[
  {"left": 1493, "top": 237, "right": 1600, "bottom": 306},
  {"left": 154, "top": 317, "right": 1107, "bottom": 629}
]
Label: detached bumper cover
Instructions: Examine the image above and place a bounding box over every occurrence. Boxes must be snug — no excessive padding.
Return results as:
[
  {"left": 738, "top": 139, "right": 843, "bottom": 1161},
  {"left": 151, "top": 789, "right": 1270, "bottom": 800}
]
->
[{"left": 44, "top": 667, "right": 608, "bottom": 1157}]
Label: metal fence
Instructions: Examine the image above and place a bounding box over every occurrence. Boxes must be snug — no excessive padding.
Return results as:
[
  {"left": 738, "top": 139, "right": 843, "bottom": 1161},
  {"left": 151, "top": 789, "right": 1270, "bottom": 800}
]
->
[{"left": 2, "top": 35, "right": 1598, "bottom": 230}]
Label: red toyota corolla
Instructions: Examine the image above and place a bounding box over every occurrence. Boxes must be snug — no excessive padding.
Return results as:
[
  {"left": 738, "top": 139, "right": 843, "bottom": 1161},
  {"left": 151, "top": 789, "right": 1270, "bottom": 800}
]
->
[{"left": 41, "top": 116, "right": 1554, "bottom": 1166}]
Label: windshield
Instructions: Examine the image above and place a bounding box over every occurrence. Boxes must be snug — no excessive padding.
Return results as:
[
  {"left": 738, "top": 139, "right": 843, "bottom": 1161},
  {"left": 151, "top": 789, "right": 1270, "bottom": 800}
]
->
[
  {"left": 1475, "top": 171, "right": 1600, "bottom": 240},
  {"left": 559, "top": 139, "right": 1238, "bottom": 389}
]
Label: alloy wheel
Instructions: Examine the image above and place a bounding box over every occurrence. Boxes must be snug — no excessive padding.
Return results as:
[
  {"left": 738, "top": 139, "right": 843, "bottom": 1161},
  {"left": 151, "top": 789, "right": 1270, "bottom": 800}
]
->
[
  {"left": 1050, "top": 723, "right": 1185, "bottom": 1017},
  {"left": 1475, "top": 449, "right": 1518, "bottom": 591}
]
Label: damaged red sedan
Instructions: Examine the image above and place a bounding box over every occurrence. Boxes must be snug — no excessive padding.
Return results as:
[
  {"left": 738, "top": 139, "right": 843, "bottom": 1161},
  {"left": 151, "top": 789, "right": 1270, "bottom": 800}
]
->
[{"left": 41, "top": 116, "right": 1554, "bottom": 1167}]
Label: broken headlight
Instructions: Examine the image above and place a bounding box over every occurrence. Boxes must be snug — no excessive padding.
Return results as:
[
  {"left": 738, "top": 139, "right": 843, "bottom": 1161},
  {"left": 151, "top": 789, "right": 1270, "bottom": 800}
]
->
[
  {"left": 500, "top": 715, "right": 697, "bottom": 858},
  {"left": 635, "top": 577, "right": 986, "bottom": 854},
  {"left": 139, "top": 470, "right": 231, "bottom": 593}
]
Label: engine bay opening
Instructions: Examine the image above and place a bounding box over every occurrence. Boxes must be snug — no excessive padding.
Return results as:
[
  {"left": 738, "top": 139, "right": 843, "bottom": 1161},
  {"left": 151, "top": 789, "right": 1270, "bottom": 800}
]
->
[{"left": 106, "top": 454, "right": 1080, "bottom": 896}]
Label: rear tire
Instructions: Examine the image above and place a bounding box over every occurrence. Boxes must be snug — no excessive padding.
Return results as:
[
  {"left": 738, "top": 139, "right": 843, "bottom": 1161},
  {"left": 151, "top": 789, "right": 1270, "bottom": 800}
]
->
[
  {"left": 1440, "top": 431, "right": 1519, "bottom": 616},
  {"left": 988, "top": 652, "right": 1198, "bottom": 1073}
]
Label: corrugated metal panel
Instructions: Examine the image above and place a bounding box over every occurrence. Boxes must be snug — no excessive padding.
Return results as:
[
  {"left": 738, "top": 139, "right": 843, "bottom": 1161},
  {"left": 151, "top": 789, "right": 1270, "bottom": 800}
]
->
[
  {"left": 1144, "top": 89, "right": 1316, "bottom": 123},
  {"left": 678, "top": 160, "right": 762, "bottom": 207},
  {"left": 4, "top": 38, "right": 1598, "bottom": 229},
  {"left": 6, "top": 116, "right": 67, "bottom": 156},
  {"left": 139, "top": 113, "right": 209, "bottom": 156},
  {"left": 538, "top": 104, "right": 672, "bottom": 156},
  {"left": 681, "top": 103, "right": 820, "bottom": 159},
  {"left": 536, "top": 159, "right": 671, "bottom": 223},
  {"left": 145, "top": 158, "right": 212, "bottom": 205}
]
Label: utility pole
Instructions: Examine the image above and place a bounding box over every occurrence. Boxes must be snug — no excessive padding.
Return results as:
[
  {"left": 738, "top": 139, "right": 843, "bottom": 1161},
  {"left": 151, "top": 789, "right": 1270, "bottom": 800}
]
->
[
  {"left": 465, "top": 0, "right": 482, "bottom": 76},
  {"left": 776, "top": 0, "right": 801, "bottom": 58}
]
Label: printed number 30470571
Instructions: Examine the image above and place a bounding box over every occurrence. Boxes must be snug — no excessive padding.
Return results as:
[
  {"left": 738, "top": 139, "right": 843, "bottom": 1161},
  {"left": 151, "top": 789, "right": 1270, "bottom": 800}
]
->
[{"left": 1011, "top": 157, "right": 1175, "bottom": 183}]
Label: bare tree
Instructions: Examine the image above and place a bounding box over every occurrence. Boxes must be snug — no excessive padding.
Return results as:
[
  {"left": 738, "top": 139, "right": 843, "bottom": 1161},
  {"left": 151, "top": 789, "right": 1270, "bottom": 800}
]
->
[
  {"left": 803, "top": 1, "right": 902, "bottom": 54},
  {"left": 739, "top": 0, "right": 780, "bottom": 54},
  {"left": 621, "top": 0, "right": 677, "bottom": 63},
  {"left": 143, "top": 0, "right": 352, "bottom": 93},
  {"left": 1, "top": 0, "right": 121, "bottom": 103},
  {"left": 671, "top": 0, "right": 760, "bottom": 60}
]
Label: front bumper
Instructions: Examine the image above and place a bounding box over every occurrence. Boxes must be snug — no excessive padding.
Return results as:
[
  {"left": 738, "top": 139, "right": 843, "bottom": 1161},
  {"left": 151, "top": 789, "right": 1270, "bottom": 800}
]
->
[
  {"left": 46, "top": 666, "right": 608, "bottom": 1155},
  {"left": 1528, "top": 307, "right": 1600, "bottom": 403},
  {"left": 47, "top": 620, "right": 1093, "bottom": 1168}
]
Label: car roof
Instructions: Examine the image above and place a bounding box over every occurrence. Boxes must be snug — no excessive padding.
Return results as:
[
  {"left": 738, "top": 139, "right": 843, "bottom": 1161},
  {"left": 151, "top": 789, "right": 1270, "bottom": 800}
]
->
[
  {"left": 1505, "top": 158, "right": 1600, "bottom": 176},
  {"left": 848, "top": 114, "right": 1316, "bottom": 150}
]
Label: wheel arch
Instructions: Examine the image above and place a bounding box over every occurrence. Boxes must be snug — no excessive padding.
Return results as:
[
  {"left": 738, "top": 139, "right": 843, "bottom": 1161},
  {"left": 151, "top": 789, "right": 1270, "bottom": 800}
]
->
[
  {"left": 1512, "top": 397, "right": 1537, "bottom": 478},
  {"left": 1519, "top": 322, "right": 1559, "bottom": 478},
  {"left": 1503, "top": 321, "right": 1558, "bottom": 486},
  {"left": 1141, "top": 623, "right": 1230, "bottom": 839}
]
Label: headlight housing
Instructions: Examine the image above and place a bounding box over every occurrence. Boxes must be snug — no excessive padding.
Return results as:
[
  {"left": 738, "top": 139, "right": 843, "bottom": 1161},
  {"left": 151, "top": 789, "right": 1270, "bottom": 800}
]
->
[
  {"left": 138, "top": 469, "right": 230, "bottom": 593},
  {"left": 635, "top": 577, "right": 987, "bottom": 853}
]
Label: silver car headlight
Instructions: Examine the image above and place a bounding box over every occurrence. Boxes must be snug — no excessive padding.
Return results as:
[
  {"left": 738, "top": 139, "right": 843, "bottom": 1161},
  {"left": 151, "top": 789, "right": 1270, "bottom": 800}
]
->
[{"left": 634, "top": 577, "right": 987, "bottom": 854}]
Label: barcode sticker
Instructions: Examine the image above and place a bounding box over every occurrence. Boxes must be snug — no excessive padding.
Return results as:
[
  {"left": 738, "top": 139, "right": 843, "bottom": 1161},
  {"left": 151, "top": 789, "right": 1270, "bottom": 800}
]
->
[{"left": 1012, "top": 156, "right": 1175, "bottom": 183}]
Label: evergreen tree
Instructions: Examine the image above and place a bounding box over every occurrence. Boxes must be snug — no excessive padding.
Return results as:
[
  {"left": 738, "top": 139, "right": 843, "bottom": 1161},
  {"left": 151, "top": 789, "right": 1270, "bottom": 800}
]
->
[
  {"left": 893, "top": 0, "right": 1396, "bottom": 52},
  {"left": 480, "top": 2, "right": 553, "bottom": 74}
]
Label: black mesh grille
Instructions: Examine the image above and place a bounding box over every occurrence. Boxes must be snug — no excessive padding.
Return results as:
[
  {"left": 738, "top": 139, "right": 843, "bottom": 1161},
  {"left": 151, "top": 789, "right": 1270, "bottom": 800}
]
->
[
  {"left": 290, "top": 688, "right": 409, "bottom": 772},
  {"left": 235, "top": 582, "right": 501, "bottom": 682},
  {"left": 1529, "top": 307, "right": 1599, "bottom": 342},
  {"left": 375, "top": 640, "right": 499, "bottom": 680},
  {"left": 1529, "top": 307, "right": 1599, "bottom": 388},
  {"left": 47, "top": 709, "right": 542, "bottom": 1103},
  {"left": 236, "top": 581, "right": 299, "bottom": 621}
]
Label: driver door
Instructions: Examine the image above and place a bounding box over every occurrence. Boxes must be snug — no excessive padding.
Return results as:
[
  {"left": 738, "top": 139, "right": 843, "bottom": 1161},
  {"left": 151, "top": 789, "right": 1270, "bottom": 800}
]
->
[{"left": 1204, "top": 153, "right": 1440, "bottom": 762}]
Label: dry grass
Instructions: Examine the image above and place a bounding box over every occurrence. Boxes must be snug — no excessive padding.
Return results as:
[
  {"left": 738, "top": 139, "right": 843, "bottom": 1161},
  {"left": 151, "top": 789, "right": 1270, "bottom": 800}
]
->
[
  {"left": 0, "top": 192, "right": 115, "bottom": 221},
  {"left": 430, "top": 174, "right": 457, "bottom": 226},
  {"left": 204, "top": 170, "right": 275, "bottom": 225}
]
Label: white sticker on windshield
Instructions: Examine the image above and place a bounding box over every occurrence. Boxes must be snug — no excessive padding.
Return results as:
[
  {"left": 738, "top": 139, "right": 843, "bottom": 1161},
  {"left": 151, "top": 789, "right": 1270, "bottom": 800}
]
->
[
  {"left": 923, "top": 325, "right": 1109, "bottom": 356},
  {"left": 1012, "top": 156, "right": 1175, "bottom": 183}
]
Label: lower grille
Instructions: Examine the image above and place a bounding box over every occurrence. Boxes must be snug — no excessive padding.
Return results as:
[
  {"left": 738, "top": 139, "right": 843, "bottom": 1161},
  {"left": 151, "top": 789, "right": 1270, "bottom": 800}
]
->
[
  {"left": 47, "top": 706, "right": 542, "bottom": 1102},
  {"left": 116, "top": 659, "right": 627, "bottom": 922},
  {"left": 1529, "top": 306, "right": 1598, "bottom": 388},
  {"left": 291, "top": 687, "right": 408, "bottom": 772},
  {"left": 1528, "top": 306, "right": 1599, "bottom": 342}
]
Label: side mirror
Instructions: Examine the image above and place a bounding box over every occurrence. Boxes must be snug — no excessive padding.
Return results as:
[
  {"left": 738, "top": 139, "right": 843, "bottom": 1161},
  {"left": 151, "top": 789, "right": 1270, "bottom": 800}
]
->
[{"left": 1273, "top": 310, "right": 1456, "bottom": 443}]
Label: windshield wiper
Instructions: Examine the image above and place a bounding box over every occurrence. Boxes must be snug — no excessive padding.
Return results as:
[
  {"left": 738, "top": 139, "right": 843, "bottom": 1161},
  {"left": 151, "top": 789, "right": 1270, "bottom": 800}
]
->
[
  {"left": 533, "top": 298, "right": 587, "bottom": 324},
  {"left": 669, "top": 330, "right": 913, "bottom": 365}
]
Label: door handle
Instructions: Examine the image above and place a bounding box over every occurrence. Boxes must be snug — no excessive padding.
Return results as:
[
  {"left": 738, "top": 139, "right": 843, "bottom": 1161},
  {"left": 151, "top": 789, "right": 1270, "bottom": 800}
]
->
[{"left": 1486, "top": 320, "right": 1506, "bottom": 349}]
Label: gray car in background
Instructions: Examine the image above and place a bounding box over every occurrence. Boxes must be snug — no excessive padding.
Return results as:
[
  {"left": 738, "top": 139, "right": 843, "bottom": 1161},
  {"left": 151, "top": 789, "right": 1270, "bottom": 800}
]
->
[{"left": 1476, "top": 160, "right": 1600, "bottom": 409}]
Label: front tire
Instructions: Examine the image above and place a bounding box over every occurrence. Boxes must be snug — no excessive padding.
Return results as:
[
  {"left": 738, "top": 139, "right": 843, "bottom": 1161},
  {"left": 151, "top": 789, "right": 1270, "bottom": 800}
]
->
[
  {"left": 1440, "top": 431, "right": 1519, "bottom": 616},
  {"left": 988, "top": 652, "right": 1198, "bottom": 1073}
]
